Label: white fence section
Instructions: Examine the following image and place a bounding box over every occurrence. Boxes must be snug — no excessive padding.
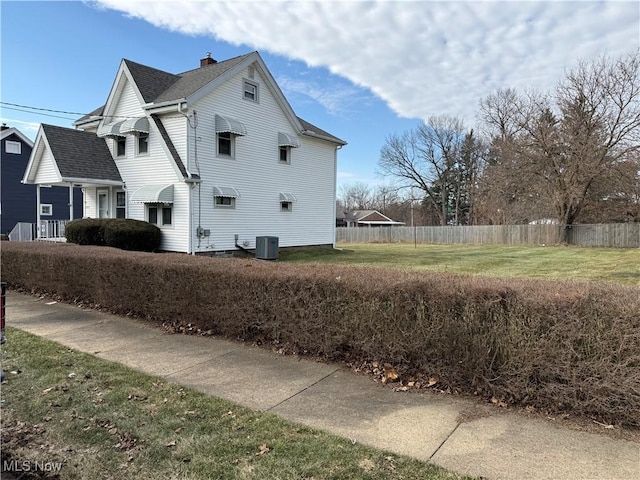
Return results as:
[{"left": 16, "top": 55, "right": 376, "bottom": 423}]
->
[
  {"left": 336, "top": 224, "right": 640, "bottom": 248},
  {"left": 8, "top": 220, "right": 69, "bottom": 242}
]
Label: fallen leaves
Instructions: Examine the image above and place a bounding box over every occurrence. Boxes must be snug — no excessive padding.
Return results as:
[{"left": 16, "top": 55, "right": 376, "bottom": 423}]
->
[{"left": 255, "top": 443, "right": 270, "bottom": 456}]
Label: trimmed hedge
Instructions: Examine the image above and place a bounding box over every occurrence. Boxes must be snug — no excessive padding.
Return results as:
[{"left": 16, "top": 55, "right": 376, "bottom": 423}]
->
[
  {"left": 65, "top": 218, "right": 160, "bottom": 252},
  {"left": 2, "top": 242, "right": 639, "bottom": 428}
]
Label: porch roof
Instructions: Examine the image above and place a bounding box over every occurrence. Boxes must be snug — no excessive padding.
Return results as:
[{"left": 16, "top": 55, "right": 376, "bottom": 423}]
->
[{"left": 26, "top": 124, "right": 123, "bottom": 186}]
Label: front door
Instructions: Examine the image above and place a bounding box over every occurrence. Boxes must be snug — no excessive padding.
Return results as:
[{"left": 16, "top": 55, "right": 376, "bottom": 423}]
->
[{"left": 97, "top": 190, "right": 109, "bottom": 218}]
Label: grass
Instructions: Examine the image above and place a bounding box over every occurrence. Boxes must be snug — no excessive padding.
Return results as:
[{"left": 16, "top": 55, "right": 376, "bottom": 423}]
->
[
  {"left": 0, "top": 327, "right": 471, "bottom": 480},
  {"left": 280, "top": 243, "right": 640, "bottom": 286}
]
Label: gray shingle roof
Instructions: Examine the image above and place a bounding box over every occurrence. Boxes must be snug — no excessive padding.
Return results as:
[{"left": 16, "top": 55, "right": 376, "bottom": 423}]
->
[
  {"left": 298, "top": 117, "right": 346, "bottom": 145},
  {"left": 42, "top": 124, "right": 122, "bottom": 182},
  {"left": 76, "top": 52, "right": 345, "bottom": 147},
  {"left": 153, "top": 54, "right": 252, "bottom": 103},
  {"left": 124, "top": 60, "right": 181, "bottom": 103}
]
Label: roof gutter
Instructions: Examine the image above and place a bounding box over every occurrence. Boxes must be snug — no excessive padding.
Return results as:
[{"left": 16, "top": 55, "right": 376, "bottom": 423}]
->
[
  {"left": 61, "top": 177, "right": 124, "bottom": 187},
  {"left": 301, "top": 130, "right": 347, "bottom": 146},
  {"left": 143, "top": 99, "right": 188, "bottom": 114}
]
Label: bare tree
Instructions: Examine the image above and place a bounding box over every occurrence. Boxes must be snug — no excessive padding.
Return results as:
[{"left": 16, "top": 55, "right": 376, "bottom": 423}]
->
[
  {"left": 338, "top": 182, "right": 374, "bottom": 212},
  {"left": 478, "top": 51, "right": 640, "bottom": 235},
  {"left": 378, "top": 115, "right": 482, "bottom": 225}
]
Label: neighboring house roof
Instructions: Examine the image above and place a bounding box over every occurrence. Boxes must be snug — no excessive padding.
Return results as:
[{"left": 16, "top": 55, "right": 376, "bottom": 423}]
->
[
  {"left": 1, "top": 126, "right": 34, "bottom": 147},
  {"left": 25, "top": 124, "right": 122, "bottom": 184},
  {"left": 352, "top": 210, "right": 405, "bottom": 225}
]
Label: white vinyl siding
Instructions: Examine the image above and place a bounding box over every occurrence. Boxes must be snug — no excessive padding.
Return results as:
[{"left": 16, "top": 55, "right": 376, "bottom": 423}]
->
[
  {"left": 189, "top": 66, "right": 337, "bottom": 253},
  {"left": 105, "top": 76, "right": 189, "bottom": 252},
  {"left": 33, "top": 148, "right": 60, "bottom": 184}
]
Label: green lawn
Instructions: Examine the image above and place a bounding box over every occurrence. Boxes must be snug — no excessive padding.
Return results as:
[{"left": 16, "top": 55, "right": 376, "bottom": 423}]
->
[
  {"left": 1, "top": 328, "right": 471, "bottom": 480},
  {"left": 279, "top": 243, "right": 640, "bottom": 286}
]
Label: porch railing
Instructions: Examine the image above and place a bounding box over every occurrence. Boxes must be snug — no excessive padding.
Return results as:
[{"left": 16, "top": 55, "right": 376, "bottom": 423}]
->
[{"left": 8, "top": 220, "right": 70, "bottom": 242}]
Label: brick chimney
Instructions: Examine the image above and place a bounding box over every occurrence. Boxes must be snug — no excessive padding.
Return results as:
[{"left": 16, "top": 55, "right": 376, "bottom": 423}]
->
[{"left": 200, "top": 52, "right": 217, "bottom": 67}]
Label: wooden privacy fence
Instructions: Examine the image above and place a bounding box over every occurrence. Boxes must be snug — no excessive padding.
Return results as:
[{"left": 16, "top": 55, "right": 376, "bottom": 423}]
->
[{"left": 336, "top": 224, "right": 640, "bottom": 248}]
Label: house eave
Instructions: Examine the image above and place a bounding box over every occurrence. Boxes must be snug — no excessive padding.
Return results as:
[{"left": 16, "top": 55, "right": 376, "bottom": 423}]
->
[
  {"left": 143, "top": 99, "right": 188, "bottom": 114},
  {"left": 302, "top": 130, "right": 347, "bottom": 146}
]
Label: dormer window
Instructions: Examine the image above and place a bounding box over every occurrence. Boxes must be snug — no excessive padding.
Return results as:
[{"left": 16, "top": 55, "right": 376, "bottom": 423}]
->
[{"left": 243, "top": 79, "right": 259, "bottom": 102}]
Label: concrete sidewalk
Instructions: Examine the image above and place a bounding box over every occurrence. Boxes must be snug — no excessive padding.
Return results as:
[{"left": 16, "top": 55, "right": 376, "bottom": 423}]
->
[{"left": 5, "top": 291, "right": 639, "bottom": 479}]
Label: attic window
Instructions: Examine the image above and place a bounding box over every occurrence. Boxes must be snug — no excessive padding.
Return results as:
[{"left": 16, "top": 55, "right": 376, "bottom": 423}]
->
[
  {"left": 5, "top": 140, "right": 21, "bottom": 154},
  {"left": 243, "top": 79, "right": 259, "bottom": 102}
]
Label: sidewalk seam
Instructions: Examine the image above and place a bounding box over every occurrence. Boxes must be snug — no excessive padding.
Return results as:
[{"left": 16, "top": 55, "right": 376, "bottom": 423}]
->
[{"left": 265, "top": 367, "right": 341, "bottom": 412}]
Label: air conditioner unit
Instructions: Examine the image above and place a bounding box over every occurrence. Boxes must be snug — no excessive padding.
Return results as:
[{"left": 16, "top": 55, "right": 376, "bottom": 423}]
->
[{"left": 255, "top": 236, "right": 278, "bottom": 260}]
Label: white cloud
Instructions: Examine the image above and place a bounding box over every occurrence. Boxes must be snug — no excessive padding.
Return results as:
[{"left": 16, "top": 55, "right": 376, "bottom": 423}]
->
[{"left": 95, "top": 0, "right": 640, "bottom": 124}]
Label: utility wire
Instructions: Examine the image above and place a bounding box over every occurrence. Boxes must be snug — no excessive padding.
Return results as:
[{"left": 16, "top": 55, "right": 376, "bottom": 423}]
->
[{"left": 0, "top": 101, "right": 188, "bottom": 121}]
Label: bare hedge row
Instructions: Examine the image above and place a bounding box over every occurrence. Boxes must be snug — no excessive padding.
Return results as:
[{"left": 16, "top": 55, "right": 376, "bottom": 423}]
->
[{"left": 2, "top": 242, "right": 639, "bottom": 427}]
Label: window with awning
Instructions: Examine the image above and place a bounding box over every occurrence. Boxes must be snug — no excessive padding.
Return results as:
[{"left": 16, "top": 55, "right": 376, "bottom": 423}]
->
[
  {"left": 215, "top": 114, "right": 247, "bottom": 136},
  {"left": 97, "top": 120, "right": 126, "bottom": 138},
  {"left": 130, "top": 184, "right": 174, "bottom": 204},
  {"left": 212, "top": 186, "right": 240, "bottom": 198},
  {"left": 278, "top": 132, "right": 299, "bottom": 148},
  {"left": 120, "top": 117, "right": 149, "bottom": 134},
  {"left": 279, "top": 192, "right": 297, "bottom": 202}
]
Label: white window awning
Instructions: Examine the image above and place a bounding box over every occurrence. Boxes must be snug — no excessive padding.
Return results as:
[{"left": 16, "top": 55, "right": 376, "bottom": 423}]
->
[
  {"left": 215, "top": 114, "right": 247, "bottom": 136},
  {"left": 278, "top": 132, "right": 299, "bottom": 148},
  {"left": 120, "top": 117, "right": 149, "bottom": 134},
  {"left": 97, "top": 120, "right": 126, "bottom": 137},
  {"left": 130, "top": 184, "right": 174, "bottom": 204},
  {"left": 279, "top": 192, "right": 297, "bottom": 202},
  {"left": 213, "top": 186, "right": 240, "bottom": 198}
]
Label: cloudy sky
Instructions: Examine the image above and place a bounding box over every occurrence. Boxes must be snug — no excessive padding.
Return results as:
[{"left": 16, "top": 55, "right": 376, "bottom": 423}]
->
[{"left": 2, "top": 1, "right": 638, "bottom": 189}]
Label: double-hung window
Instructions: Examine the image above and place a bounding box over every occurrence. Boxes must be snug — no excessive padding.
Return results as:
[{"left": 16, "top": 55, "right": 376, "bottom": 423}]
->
[
  {"left": 148, "top": 204, "right": 172, "bottom": 226},
  {"left": 243, "top": 79, "right": 259, "bottom": 102},
  {"left": 116, "top": 136, "right": 126, "bottom": 157},
  {"left": 137, "top": 132, "right": 149, "bottom": 155},
  {"left": 217, "top": 132, "right": 233, "bottom": 157}
]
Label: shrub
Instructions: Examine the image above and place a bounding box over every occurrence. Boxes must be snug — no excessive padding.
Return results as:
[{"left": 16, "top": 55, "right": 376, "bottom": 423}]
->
[
  {"left": 103, "top": 219, "right": 161, "bottom": 252},
  {"left": 2, "top": 242, "right": 639, "bottom": 428},
  {"left": 65, "top": 218, "right": 110, "bottom": 246},
  {"left": 65, "top": 218, "right": 160, "bottom": 252}
]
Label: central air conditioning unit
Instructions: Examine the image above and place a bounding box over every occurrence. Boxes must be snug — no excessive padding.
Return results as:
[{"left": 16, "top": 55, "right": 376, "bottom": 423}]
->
[{"left": 255, "top": 236, "right": 278, "bottom": 260}]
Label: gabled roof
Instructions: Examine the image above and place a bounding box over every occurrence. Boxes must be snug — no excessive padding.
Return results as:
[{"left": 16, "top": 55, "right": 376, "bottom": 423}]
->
[
  {"left": 124, "top": 60, "right": 181, "bottom": 103},
  {"left": 75, "top": 52, "right": 346, "bottom": 146},
  {"left": 32, "top": 124, "right": 122, "bottom": 183},
  {"left": 1, "top": 126, "right": 34, "bottom": 147},
  {"left": 352, "top": 210, "right": 404, "bottom": 225},
  {"left": 152, "top": 54, "right": 252, "bottom": 104}
]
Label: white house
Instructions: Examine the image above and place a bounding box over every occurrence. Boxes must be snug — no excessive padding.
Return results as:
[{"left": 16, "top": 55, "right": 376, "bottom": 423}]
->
[{"left": 23, "top": 52, "right": 346, "bottom": 254}]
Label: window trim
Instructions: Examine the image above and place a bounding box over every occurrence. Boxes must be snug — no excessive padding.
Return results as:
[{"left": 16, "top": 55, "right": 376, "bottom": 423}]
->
[
  {"left": 147, "top": 203, "right": 173, "bottom": 227},
  {"left": 217, "top": 131, "right": 234, "bottom": 158},
  {"left": 116, "top": 191, "right": 126, "bottom": 219},
  {"left": 40, "top": 204, "right": 53, "bottom": 216},
  {"left": 280, "top": 201, "right": 293, "bottom": 212},
  {"left": 243, "top": 78, "right": 259, "bottom": 103},
  {"left": 214, "top": 196, "right": 236, "bottom": 209},
  {"left": 115, "top": 136, "right": 126, "bottom": 157},
  {"left": 5, "top": 140, "right": 21, "bottom": 154},
  {"left": 136, "top": 132, "right": 149, "bottom": 156},
  {"left": 279, "top": 146, "right": 291, "bottom": 164}
]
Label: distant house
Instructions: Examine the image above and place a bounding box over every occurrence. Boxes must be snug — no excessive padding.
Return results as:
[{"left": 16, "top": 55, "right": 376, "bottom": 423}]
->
[
  {"left": 22, "top": 52, "right": 346, "bottom": 253},
  {"left": 0, "top": 125, "right": 81, "bottom": 235},
  {"left": 338, "top": 209, "right": 405, "bottom": 227}
]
